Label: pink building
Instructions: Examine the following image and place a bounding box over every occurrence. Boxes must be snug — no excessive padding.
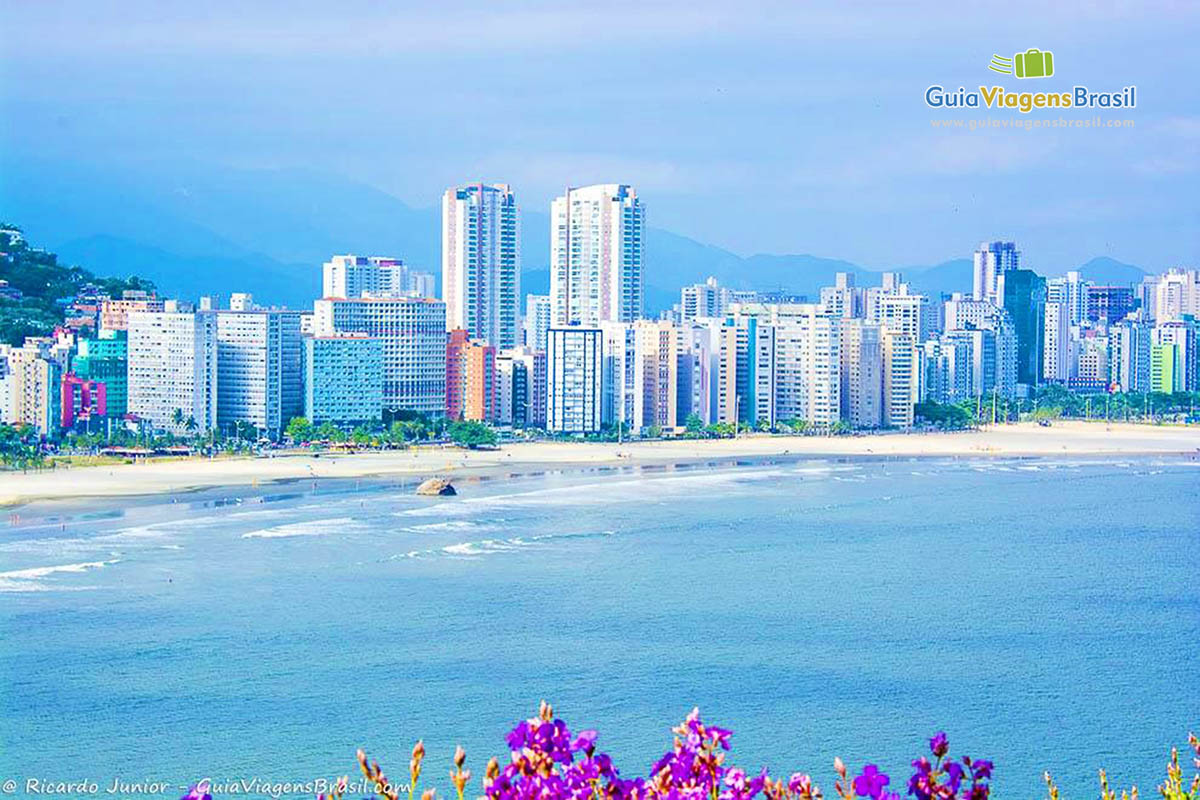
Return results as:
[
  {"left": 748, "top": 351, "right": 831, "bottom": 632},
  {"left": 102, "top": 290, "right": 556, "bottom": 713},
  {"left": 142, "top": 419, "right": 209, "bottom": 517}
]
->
[{"left": 61, "top": 373, "right": 107, "bottom": 429}]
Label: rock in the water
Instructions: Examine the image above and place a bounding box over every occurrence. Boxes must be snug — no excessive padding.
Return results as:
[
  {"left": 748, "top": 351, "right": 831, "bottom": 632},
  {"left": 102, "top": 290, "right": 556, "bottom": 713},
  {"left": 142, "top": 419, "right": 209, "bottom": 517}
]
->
[{"left": 416, "top": 477, "right": 456, "bottom": 496}]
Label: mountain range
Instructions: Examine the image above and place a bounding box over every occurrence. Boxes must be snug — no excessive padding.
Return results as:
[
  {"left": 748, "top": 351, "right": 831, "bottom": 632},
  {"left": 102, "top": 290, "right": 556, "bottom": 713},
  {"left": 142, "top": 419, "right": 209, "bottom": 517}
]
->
[{"left": 0, "top": 158, "right": 1151, "bottom": 312}]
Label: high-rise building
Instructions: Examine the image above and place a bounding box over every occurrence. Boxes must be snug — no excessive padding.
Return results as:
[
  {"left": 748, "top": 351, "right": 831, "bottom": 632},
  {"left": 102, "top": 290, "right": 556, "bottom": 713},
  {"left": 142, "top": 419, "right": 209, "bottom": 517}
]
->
[
  {"left": 941, "top": 328, "right": 998, "bottom": 400},
  {"left": 1042, "top": 302, "right": 1071, "bottom": 383},
  {"left": 323, "top": 255, "right": 435, "bottom": 300},
  {"left": 820, "top": 272, "right": 865, "bottom": 319},
  {"left": 1046, "top": 271, "right": 1089, "bottom": 326},
  {"left": 523, "top": 294, "right": 552, "bottom": 352},
  {"left": 1151, "top": 319, "right": 1198, "bottom": 391},
  {"left": 680, "top": 277, "right": 732, "bottom": 323},
  {"left": 632, "top": 320, "right": 681, "bottom": 431},
  {"left": 445, "top": 329, "right": 497, "bottom": 422},
  {"left": 547, "top": 326, "right": 603, "bottom": 434},
  {"left": 1086, "top": 285, "right": 1135, "bottom": 325},
  {"left": 770, "top": 307, "right": 840, "bottom": 427},
  {"left": 1072, "top": 333, "right": 1109, "bottom": 391},
  {"left": 71, "top": 330, "right": 128, "bottom": 419},
  {"left": 998, "top": 269, "right": 1046, "bottom": 388},
  {"left": 839, "top": 319, "right": 882, "bottom": 428},
  {"left": 550, "top": 184, "right": 644, "bottom": 327},
  {"left": 61, "top": 373, "right": 106, "bottom": 430},
  {"left": 303, "top": 335, "right": 384, "bottom": 425},
  {"left": 312, "top": 297, "right": 447, "bottom": 415},
  {"left": 972, "top": 241, "right": 1020, "bottom": 303},
  {"left": 882, "top": 330, "right": 921, "bottom": 428},
  {"left": 0, "top": 339, "right": 62, "bottom": 435},
  {"left": 1152, "top": 269, "right": 1200, "bottom": 322},
  {"left": 599, "top": 322, "right": 637, "bottom": 429},
  {"left": 127, "top": 304, "right": 218, "bottom": 434},
  {"left": 442, "top": 183, "right": 520, "bottom": 348},
  {"left": 496, "top": 347, "right": 546, "bottom": 428},
  {"left": 214, "top": 308, "right": 304, "bottom": 438},
  {"left": 1108, "top": 317, "right": 1152, "bottom": 393}
]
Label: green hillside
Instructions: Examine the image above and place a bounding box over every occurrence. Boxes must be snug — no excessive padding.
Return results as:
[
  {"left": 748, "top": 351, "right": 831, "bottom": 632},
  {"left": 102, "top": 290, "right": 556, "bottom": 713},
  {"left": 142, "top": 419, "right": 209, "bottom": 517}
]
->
[{"left": 0, "top": 223, "right": 154, "bottom": 345}]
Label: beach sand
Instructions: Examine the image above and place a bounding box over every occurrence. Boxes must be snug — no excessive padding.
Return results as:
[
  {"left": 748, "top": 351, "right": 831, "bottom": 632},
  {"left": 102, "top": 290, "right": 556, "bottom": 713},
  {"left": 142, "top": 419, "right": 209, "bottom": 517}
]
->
[{"left": 2, "top": 421, "right": 1198, "bottom": 507}]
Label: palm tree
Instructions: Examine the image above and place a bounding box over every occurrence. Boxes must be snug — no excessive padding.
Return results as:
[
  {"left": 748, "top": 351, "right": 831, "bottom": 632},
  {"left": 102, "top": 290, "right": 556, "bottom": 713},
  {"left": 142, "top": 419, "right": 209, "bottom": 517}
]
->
[
  {"left": 185, "top": 416, "right": 198, "bottom": 435},
  {"left": 171, "top": 408, "right": 185, "bottom": 429}
]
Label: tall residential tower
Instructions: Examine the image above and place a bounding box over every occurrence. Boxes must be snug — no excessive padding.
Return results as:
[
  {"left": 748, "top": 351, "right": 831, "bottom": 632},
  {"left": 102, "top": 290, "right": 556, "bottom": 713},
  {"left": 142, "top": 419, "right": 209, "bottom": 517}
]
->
[{"left": 442, "top": 183, "right": 520, "bottom": 348}]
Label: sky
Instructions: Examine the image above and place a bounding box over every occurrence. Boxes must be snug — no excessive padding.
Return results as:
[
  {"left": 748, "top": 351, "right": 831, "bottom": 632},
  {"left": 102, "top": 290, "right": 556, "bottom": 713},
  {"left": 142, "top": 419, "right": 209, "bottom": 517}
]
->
[{"left": 2, "top": 0, "right": 1198, "bottom": 271}]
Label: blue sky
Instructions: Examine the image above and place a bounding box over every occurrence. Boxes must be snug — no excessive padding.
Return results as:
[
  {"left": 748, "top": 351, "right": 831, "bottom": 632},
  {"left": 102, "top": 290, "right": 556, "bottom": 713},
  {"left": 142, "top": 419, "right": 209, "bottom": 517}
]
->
[{"left": 2, "top": 0, "right": 1198, "bottom": 271}]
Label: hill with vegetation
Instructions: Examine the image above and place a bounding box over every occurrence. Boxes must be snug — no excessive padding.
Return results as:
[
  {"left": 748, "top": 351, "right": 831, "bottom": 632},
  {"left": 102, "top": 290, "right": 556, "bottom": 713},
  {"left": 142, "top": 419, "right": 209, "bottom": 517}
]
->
[{"left": 0, "top": 223, "right": 154, "bottom": 346}]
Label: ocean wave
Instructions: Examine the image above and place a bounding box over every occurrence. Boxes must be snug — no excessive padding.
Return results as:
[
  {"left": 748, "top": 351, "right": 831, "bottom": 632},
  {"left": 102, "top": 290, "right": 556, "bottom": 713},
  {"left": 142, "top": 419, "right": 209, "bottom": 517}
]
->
[
  {"left": 241, "top": 517, "right": 363, "bottom": 539},
  {"left": 0, "top": 559, "right": 119, "bottom": 593},
  {"left": 387, "top": 529, "right": 617, "bottom": 561},
  {"left": 396, "top": 467, "right": 799, "bottom": 518}
]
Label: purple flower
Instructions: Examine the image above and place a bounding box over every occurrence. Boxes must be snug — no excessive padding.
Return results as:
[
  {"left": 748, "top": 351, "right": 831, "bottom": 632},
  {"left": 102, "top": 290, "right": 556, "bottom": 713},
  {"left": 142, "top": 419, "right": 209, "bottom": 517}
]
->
[
  {"left": 853, "top": 765, "right": 891, "bottom": 800},
  {"left": 971, "top": 760, "right": 993, "bottom": 780},
  {"left": 944, "top": 762, "right": 964, "bottom": 793},
  {"left": 572, "top": 729, "right": 599, "bottom": 753},
  {"left": 929, "top": 732, "right": 949, "bottom": 759}
]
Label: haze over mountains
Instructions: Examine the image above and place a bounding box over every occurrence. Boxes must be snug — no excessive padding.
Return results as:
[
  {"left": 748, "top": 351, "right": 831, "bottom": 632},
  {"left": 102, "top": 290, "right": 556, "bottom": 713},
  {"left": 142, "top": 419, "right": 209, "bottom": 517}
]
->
[{"left": 1, "top": 158, "right": 1150, "bottom": 312}]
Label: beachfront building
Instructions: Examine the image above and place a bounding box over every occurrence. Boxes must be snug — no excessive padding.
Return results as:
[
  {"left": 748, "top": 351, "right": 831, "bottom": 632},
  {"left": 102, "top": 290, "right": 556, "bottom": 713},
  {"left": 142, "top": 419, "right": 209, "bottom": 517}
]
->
[
  {"left": 882, "top": 330, "right": 921, "bottom": 428},
  {"left": 1108, "top": 317, "right": 1152, "bottom": 393},
  {"left": 999, "top": 268, "right": 1046, "bottom": 389},
  {"left": 303, "top": 335, "right": 384, "bottom": 426},
  {"left": 0, "top": 339, "right": 62, "bottom": 436},
  {"left": 61, "top": 374, "right": 106, "bottom": 430},
  {"left": 323, "top": 255, "right": 435, "bottom": 300},
  {"left": 70, "top": 330, "right": 128, "bottom": 419},
  {"left": 445, "top": 329, "right": 497, "bottom": 422},
  {"left": 972, "top": 241, "right": 1020, "bottom": 304},
  {"left": 442, "top": 183, "right": 520, "bottom": 349},
  {"left": 213, "top": 305, "right": 304, "bottom": 439},
  {"left": 1151, "top": 268, "right": 1200, "bottom": 322},
  {"left": 524, "top": 294, "right": 551, "bottom": 352},
  {"left": 496, "top": 347, "right": 546, "bottom": 428},
  {"left": 1151, "top": 319, "right": 1198, "bottom": 391},
  {"left": 550, "top": 184, "right": 644, "bottom": 327},
  {"left": 312, "top": 297, "right": 447, "bottom": 415},
  {"left": 547, "top": 326, "right": 603, "bottom": 434},
  {"left": 838, "top": 318, "right": 882, "bottom": 428},
  {"left": 127, "top": 303, "right": 218, "bottom": 434},
  {"left": 1042, "top": 301, "right": 1072, "bottom": 383}
]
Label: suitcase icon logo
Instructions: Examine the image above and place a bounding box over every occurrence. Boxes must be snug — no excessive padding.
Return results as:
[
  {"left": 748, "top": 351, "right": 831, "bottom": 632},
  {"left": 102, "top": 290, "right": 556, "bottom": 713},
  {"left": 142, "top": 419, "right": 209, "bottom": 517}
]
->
[{"left": 988, "top": 49, "right": 1055, "bottom": 79}]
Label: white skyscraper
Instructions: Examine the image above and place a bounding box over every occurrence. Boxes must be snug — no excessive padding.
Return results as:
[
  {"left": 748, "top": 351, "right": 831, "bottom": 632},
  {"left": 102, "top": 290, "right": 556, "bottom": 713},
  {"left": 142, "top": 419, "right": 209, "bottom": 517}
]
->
[
  {"left": 214, "top": 308, "right": 303, "bottom": 437},
  {"left": 323, "top": 255, "right": 434, "bottom": 300},
  {"left": 1108, "top": 317, "right": 1152, "bottom": 393},
  {"left": 1042, "top": 302, "right": 1071, "bottom": 383},
  {"left": 839, "top": 318, "right": 882, "bottom": 428},
  {"left": 550, "top": 184, "right": 644, "bottom": 327},
  {"left": 524, "top": 294, "right": 552, "bottom": 352},
  {"left": 820, "top": 272, "right": 865, "bottom": 319},
  {"left": 128, "top": 304, "right": 218, "bottom": 434},
  {"left": 972, "top": 241, "right": 1020, "bottom": 303},
  {"left": 547, "top": 326, "right": 603, "bottom": 434},
  {"left": 313, "top": 297, "right": 447, "bottom": 415},
  {"left": 442, "top": 183, "right": 520, "bottom": 348},
  {"left": 882, "top": 330, "right": 922, "bottom": 428},
  {"left": 680, "top": 277, "right": 731, "bottom": 323}
]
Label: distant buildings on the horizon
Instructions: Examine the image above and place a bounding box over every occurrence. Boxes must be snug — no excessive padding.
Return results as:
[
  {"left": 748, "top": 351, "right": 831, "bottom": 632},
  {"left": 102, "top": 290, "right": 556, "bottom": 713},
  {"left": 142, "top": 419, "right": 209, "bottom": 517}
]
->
[{"left": 2, "top": 200, "right": 1199, "bottom": 440}]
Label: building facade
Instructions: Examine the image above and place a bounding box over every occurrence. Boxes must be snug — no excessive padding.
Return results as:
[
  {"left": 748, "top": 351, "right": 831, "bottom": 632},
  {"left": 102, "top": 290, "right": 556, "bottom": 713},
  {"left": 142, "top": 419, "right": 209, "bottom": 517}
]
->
[
  {"left": 550, "top": 184, "right": 644, "bottom": 327},
  {"left": 303, "top": 335, "right": 384, "bottom": 425},
  {"left": 442, "top": 183, "right": 520, "bottom": 348},
  {"left": 546, "top": 326, "right": 603, "bottom": 434},
  {"left": 127, "top": 305, "right": 218, "bottom": 434},
  {"left": 313, "top": 297, "right": 447, "bottom": 415}
]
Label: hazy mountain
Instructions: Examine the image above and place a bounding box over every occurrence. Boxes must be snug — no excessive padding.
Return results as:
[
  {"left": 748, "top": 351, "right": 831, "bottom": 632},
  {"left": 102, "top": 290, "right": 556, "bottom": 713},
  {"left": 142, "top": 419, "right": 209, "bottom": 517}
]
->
[{"left": 0, "top": 158, "right": 1150, "bottom": 314}]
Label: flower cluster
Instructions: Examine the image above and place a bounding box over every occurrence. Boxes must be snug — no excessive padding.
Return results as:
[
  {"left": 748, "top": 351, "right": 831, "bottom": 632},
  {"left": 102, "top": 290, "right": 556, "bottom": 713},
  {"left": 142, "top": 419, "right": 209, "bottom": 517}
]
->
[{"left": 178, "top": 699, "right": 1197, "bottom": 800}]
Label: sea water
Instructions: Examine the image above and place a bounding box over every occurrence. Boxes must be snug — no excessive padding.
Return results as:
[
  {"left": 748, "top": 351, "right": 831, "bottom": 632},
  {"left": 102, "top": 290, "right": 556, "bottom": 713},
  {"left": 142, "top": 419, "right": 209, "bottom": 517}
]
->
[{"left": 1, "top": 456, "right": 1197, "bottom": 798}]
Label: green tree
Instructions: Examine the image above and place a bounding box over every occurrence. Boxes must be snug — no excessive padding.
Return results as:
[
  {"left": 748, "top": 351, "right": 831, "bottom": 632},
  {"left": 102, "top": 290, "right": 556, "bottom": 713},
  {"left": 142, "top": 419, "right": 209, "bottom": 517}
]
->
[
  {"left": 684, "top": 413, "right": 703, "bottom": 433},
  {"left": 447, "top": 420, "right": 498, "bottom": 449},
  {"left": 286, "top": 416, "right": 314, "bottom": 443}
]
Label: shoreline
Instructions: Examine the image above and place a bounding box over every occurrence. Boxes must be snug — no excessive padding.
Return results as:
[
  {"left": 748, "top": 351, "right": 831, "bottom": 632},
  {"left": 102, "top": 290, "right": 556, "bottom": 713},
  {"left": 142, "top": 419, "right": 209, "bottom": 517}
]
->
[{"left": 3, "top": 421, "right": 1199, "bottom": 509}]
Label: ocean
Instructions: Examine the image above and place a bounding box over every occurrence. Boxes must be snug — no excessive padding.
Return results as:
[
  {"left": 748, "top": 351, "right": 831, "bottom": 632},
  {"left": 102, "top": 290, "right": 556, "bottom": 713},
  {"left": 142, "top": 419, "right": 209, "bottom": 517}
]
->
[{"left": 1, "top": 455, "right": 1197, "bottom": 799}]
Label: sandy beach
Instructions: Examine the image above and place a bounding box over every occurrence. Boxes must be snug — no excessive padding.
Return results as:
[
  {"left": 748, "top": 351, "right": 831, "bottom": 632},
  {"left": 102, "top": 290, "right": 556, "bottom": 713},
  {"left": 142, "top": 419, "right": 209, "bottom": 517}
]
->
[{"left": 2, "top": 421, "right": 1198, "bottom": 507}]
